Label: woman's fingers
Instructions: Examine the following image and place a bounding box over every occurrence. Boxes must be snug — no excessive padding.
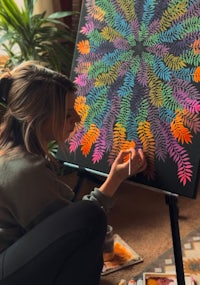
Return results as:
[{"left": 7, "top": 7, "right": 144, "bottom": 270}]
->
[
  {"left": 135, "top": 148, "right": 147, "bottom": 173},
  {"left": 112, "top": 147, "right": 147, "bottom": 177},
  {"left": 129, "top": 148, "right": 147, "bottom": 176}
]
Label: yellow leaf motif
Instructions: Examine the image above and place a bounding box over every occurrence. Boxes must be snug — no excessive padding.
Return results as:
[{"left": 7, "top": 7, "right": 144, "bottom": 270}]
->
[
  {"left": 159, "top": 1, "right": 187, "bottom": 31},
  {"left": 163, "top": 54, "right": 186, "bottom": 70},
  {"left": 75, "top": 62, "right": 91, "bottom": 74},
  {"left": 148, "top": 69, "right": 163, "bottom": 107},
  {"left": 95, "top": 62, "right": 122, "bottom": 86},
  {"left": 113, "top": 123, "right": 127, "bottom": 148},
  {"left": 149, "top": 80, "right": 163, "bottom": 107},
  {"left": 109, "top": 123, "right": 135, "bottom": 164},
  {"left": 101, "top": 27, "right": 122, "bottom": 41},
  {"left": 138, "top": 121, "right": 155, "bottom": 156},
  {"left": 121, "top": 141, "right": 136, "bottom": 151},
  {"left": 116, "top": 0, "right": 136, "bottom": 22},
  {"left": 88, "top": 5, "right": 105, "bottom": 22},
  {"left": 138, "top": 121, "right": 155, "bottom": 179}
]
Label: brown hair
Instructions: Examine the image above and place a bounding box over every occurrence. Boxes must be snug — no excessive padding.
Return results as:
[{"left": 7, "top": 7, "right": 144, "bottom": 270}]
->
[{"left": 0, "top": 61, "right": 76, "bottom": 162}]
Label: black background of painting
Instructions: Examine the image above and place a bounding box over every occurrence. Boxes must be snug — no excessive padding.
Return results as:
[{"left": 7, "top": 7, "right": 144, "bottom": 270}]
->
[{"left": 57, "top": 130, "right": 200, "bottom": 199}]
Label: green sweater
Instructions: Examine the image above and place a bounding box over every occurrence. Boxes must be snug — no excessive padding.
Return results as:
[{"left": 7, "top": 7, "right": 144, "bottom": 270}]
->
[{"left": 0, "top": 150, "right": 114, "bottom": 252}]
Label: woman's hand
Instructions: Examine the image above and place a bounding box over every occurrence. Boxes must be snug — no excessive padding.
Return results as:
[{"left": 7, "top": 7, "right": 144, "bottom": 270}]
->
[
  {"left": 111, "top": 148, "right": 147, "bottom": 179},
  {"left": 99, "top": 148, "right": 147, "bottom": 197}
]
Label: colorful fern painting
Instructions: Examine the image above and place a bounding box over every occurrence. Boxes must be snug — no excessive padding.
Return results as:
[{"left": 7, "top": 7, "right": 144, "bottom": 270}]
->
[{"left": 59, "top": 0, "right": 200, "bottom": 198}]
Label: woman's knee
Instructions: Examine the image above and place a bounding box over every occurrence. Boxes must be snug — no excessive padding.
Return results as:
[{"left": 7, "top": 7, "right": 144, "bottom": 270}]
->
[
  {"left": 72, "top": 201, "right": 107, "bottom": 235},
  {"left": 47, "top": 200, "right": 107, "bottom": 238}
]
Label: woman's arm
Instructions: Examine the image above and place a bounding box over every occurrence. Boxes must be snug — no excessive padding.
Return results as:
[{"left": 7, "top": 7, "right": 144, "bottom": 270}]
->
[
  {"left": 99, "top": 148, "right": 147, "bottom": 197},
  {"left": 83, "top": 148, "right": 147, "bottom": 211}
]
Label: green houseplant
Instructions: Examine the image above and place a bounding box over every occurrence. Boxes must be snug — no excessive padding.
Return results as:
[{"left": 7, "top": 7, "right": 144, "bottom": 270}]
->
[{"left": 0, "top": 0, "right": 77, "bottom": 75}]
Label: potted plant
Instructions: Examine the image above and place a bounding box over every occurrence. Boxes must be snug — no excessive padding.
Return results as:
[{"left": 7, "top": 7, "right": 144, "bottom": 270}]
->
[{"left": 0, "top": 0, "right": 78, "bottom": 75}]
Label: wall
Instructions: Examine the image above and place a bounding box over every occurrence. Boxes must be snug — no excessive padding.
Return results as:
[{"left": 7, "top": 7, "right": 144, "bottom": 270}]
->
[{"left": 15, "top": 0, "right": 55, "bottom": 15}]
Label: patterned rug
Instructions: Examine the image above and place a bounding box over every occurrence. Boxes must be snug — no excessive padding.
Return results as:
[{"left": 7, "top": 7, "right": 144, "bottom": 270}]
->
[{"left": 134, "top": 227, "right": 200, "bottom": 284}]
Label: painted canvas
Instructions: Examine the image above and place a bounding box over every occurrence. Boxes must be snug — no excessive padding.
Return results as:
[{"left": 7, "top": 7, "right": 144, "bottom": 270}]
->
[{"left": 58, "top": 0, "right": 200, "bottom": 198}]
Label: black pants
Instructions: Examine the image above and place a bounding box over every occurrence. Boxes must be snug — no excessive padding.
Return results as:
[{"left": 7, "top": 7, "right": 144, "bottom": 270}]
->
[{"left": 0, "top": 200, "right": 107, "bottom": 285}]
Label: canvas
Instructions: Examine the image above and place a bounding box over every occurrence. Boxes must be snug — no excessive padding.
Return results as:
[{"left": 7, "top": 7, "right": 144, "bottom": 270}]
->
[{"left": 57, "top": 0, "right": 200, "bottom": 198}]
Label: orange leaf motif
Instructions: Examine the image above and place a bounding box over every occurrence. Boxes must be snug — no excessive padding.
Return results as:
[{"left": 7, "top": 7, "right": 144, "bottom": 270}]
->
[
  {"left": 108, "top": 123, "right": 136, "bottom": 165},
  {"left": 77, "top": 40, "right": 90, "bottom": 54},
  {"left": 193, "top": 66, "right": 200, "bottom": 83},
  {"left": 81, "top": 124, "right": 100, "bottom": 156},
  {"left": 74, "top": 96, "right": 89, "bottom": 124},
  {"left": 171, "top": 115, "right": 193, "bottom": 144}
]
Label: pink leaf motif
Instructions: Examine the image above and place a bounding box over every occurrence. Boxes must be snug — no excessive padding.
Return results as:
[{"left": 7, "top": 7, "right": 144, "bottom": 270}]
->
[
  {"left": 148, "top": 19, "right": 160, "bottom": 35},
  {"left": 146, "top": 44, "right": 169, "bottom": 57},
  {"left": 137, "top": 60, "right": 148, "bottom": 86},
  {"left": 118, "top": 62, "right": 130, "bottom": 76},
  {"left": 130, "top": 19, "right": 139, "bottom": 39},
  {"left": 173, "top": 89, "right": 200, "bottom": 113},
  {"left": 74, "top": 74, "right": 88, "bottom": 87},
  {"left": 69, "top": 128, "right": 85, "bottom": 152},
  {"left": 93, "top": 128, "right": 107, "bottom": 163},
  {"left": 165, "top": 125, "right": 193, "bottom": 186},
  {"left": 113, "top": 38, "right": 129, "bottom": 50},
  {"left": 80, "top": 21, "right": 94, "bottom": 35}
]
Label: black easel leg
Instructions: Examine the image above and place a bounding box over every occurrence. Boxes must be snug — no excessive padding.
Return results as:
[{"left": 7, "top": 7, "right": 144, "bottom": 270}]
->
[
  {"left": 72, "top": 169, "right": 103, "bottom": 201},
  {"left": 165, "top": 194, "right": 185, "bottom": 285},
  {"left": 72, "top": 171, "right": 86, "bottom": 201}
]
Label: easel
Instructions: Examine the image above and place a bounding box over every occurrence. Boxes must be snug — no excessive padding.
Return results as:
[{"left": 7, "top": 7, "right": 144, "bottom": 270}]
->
[
  {"left": 165, "top": 193, "right": 185, "bottom": 285},
  {"left": 72, "top": 168, "right": 103, "bottom": 201},
  {"left": 70, "top": 167, "right": 186, "bottom": 285}
]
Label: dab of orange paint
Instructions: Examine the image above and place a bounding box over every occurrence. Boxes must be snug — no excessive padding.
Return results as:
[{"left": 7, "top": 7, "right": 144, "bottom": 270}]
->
[{"left": 194, "top": 66, "right": 200, "bottom": 83}]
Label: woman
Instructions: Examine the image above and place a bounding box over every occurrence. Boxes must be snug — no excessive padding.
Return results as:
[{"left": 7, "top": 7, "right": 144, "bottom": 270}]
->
[{"left": 0, "top": 61, "right": 146, "bottom": 285}]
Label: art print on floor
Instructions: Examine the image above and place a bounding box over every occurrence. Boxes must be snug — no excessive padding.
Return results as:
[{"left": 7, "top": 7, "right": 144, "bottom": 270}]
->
[{"left": 58, "top": 0, "right": 200, "bottom": 198}]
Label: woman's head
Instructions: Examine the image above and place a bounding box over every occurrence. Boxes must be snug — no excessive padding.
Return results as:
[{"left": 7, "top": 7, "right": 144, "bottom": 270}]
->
[{"left": 0, "top": 61, "right": 80, "bottom": 160}]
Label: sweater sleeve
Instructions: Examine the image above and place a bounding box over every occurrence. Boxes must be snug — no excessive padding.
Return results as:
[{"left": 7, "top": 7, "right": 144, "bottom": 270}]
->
[{"left": 82, "top": 187, "right": 115, "bottom": 212}]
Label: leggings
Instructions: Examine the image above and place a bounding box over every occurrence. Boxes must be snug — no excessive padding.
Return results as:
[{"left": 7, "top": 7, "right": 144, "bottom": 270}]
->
[{"left": 0, "top": 200, "right": 107, "bottom": 285}]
